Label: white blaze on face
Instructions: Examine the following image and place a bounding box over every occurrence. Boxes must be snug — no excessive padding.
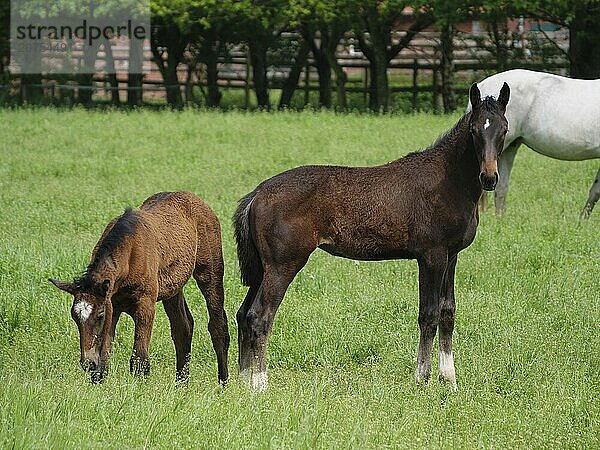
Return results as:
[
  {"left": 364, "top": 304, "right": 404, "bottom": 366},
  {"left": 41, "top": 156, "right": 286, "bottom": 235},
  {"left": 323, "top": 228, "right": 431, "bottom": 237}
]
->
[
  {"left": 74, "top": 300, "right": 93, "bottom": 322},
  {"left": 484, "top": 118, "right": 490, "bottom": 130}
]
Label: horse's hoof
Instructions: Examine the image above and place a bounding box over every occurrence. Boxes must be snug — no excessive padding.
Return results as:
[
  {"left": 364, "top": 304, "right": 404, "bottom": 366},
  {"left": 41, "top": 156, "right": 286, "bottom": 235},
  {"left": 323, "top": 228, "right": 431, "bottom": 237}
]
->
[
  {"left": 579, "top": 207, "right": 592, "bottom": 221},
  {"left": 438, "top": 374, "right": 458, "bottom": 392}
]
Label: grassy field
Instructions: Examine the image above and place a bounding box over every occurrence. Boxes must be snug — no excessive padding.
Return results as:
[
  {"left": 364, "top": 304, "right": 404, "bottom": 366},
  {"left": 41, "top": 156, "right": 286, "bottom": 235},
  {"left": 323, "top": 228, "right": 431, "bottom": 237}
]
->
[{"left": 0, "top": 108, "right": 598, "bottom": 448}]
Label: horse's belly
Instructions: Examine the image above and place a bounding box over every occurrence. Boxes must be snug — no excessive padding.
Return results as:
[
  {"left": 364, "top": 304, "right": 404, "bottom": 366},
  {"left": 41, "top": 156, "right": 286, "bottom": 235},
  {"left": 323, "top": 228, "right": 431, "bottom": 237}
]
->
[
  {"left": 522, "top": 84, "right": 600, "bottom": 160},
  {"left": 157, "top": 258, "right": 195, "bottom": 300},
  {"left": 523, "top": 133, "right": 600, "bottom": 160},
  {"left": 319, "top": 243, "right": 414, "bottom": 261},
  {"left": 318, "top": 226, "right": 414, "bottom": 260}
]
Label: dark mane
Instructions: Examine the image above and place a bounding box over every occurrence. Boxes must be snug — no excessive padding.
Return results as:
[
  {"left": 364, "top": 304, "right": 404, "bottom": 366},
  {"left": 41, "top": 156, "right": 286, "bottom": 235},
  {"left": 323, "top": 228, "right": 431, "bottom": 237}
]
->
[
  {"left": 75, "top": 208, "right": 139, "bottom": 289},
  {"left": 399, "top": 95, "right": 501, "bottom": 162},
  {"left": 397, "top": 113, "right": 471, "bottom": 162}
]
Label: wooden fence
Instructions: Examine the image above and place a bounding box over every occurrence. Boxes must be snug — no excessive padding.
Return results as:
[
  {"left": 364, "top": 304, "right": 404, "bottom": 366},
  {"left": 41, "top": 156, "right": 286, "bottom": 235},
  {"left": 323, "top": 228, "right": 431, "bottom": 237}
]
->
[{"left": 4, "top": 29, "right": 569, "bottom": 109}]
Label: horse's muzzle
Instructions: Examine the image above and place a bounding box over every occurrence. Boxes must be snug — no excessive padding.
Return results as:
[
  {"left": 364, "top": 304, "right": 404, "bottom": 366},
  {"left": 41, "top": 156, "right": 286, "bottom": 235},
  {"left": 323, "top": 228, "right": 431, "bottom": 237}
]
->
[{"left": 479, "top": 172, "right": 498, "bottom": 191}]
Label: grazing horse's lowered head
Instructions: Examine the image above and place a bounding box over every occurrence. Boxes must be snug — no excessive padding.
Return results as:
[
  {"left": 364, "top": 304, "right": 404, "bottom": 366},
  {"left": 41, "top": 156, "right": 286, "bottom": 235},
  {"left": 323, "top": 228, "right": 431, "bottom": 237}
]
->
[
  {"left": 49, "top": 192, "right": 230, "bottom": 385},
  {"left": 50, "top": 276, "right": 114, "bottom": 381},
  {"left": 468, "top": 81, "right": 510, "bottom": 191}
]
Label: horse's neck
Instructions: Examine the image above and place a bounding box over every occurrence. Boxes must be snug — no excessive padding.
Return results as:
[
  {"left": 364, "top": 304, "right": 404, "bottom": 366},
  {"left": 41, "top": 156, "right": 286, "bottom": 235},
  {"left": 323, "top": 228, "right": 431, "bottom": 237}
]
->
[
  {"left": 86, "top": 250, "right": 123, "bottom": 288},
  {"left": 443, "top": 124, "right": 482, "bottom": 205}
]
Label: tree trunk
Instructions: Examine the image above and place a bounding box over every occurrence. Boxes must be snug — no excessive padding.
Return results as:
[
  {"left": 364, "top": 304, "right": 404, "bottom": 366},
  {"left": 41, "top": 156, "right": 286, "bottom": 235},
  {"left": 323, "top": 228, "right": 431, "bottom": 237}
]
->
[
  {"left": 440, "top": 23, "right": 456, "bottom": 113},
  {"left": 359, "top": 18, "right": 390, "bottom": 113},
  {"left": 569, "top": 6, "right": 600, "bottom": 78},
  {"left": 77, "top": 74, "right": 94, "bottom": 105},
  {"left": 150, "top": 23, "right": 185, "bottom": 109},
  {"left": 324, "top": 28, "right": 347, "bottom": 110},
  {"left": 20, "top": 73, "right": 43, "bottom": 104},
  {"left": 314, "top": 52, "right": 332, "bottom": 108},
  {"left": 488, "top": 17, "right": 509, "bottom": 72},
  {"left": 163, "top": 64, "right": 182, "bottom": 108},
  {"left": 248, "top": 41, "right": 270, "bottom": 109},
  {"left": 203, "top": 41, "right": 221, "bottom": 108},
  {"left": 104, "top": 38, "right": 120, "bottom": 105},
  {"left": 78, "top": 41, "right": 100, "bottom": 105},
  {"left": 128, "top": 38, "right": 143, "bottom": 106},
  {"left": 374, "top": 54, "right": 389, "bottom": 112},
  {"left": 279, "top": 40, "right": 310, "bottom": 109}
]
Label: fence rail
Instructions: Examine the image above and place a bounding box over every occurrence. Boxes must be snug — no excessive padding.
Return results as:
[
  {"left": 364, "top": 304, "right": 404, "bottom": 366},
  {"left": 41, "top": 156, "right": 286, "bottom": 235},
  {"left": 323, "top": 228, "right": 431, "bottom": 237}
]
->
[{"left": 3, "top": 29, "right": 569, "bottom": 109}]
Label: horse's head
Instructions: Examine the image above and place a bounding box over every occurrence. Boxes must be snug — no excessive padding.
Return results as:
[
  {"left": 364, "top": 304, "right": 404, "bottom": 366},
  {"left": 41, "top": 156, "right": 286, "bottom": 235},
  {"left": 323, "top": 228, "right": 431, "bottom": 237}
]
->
[
  {"left": 49, "top": 277, "right": 113, "bottom": 382},
  {"left": 469, "top": 82, "right": 510, "bottom": 191}
]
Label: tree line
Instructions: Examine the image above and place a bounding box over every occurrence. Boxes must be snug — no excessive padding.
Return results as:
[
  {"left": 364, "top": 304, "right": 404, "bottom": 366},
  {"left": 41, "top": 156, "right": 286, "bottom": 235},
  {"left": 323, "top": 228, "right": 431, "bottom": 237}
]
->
[{"left": 2, "top": 0, "right": 599, "bottom": 112}]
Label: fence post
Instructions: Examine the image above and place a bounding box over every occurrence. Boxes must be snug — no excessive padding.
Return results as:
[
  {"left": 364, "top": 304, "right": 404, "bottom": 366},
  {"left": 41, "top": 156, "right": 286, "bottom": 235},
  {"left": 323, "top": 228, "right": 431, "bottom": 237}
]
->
[
  {"left": 363, "top": 66, "right": 368, "bottom": 107},
  {"left": 432, "top": 64, "right": 439, "bottom": 113},
  {"left": 412, "top": 59, "right": 418, "bottom": 110},
  {"left": 304, "top": 62, "right": 310, "bottom": 106},
  {"left": 245, "top": 47, "right": 251, "bottom": 109}
]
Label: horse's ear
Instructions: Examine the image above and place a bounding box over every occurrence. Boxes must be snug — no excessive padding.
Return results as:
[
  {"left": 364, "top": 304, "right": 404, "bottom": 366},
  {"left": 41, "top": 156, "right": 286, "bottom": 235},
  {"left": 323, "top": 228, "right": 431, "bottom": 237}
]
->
[
  {"left": 49, "top": 278, "right": 76, "bottom": 295},
  {"left": 498, "top": 82, "right": 510, "bottom": 110},
  {"left": 469, "top": 83, "right": 481, "bottom": 109},
  {"left": 99, "top": 279, "right": 112, "bottom": 300}
]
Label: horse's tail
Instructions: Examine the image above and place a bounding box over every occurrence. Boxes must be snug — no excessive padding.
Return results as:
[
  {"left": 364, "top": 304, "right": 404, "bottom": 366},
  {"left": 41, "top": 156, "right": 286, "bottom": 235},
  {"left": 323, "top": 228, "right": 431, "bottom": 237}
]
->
[{"left": 234, "top": 190, "right": 263, "bottom": 287}]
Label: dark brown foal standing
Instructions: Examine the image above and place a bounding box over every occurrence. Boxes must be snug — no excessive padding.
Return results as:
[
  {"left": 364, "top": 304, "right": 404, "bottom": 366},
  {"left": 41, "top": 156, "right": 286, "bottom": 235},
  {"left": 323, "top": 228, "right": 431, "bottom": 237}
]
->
[
  {"left": 234, "top": 83, "right": 510, "bottom": 391},
  {"left": 50, "top": 191, "right": 229, "bottom": 383}
]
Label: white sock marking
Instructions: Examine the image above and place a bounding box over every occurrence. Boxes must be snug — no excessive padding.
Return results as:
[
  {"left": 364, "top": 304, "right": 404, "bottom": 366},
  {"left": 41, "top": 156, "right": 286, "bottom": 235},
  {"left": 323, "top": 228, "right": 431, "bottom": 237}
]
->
[
  {"left": 74, "top": 300, "right": 93, "bottom": 322},
  {"left": 251, "top": 371, "right": 268, "bottom": 392},
  {"left": 439, "top": 350, "right": 457, "bottom": 391},
  {"left": 241, "top": 369, "right": 268, "bottom": 392}
]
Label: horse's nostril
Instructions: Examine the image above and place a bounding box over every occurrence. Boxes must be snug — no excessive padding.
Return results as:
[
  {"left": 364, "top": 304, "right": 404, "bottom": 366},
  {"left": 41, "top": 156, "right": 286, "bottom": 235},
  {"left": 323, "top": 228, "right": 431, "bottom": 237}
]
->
[{"left": 479, "top": 172, "right": 498, "bottom": 191}]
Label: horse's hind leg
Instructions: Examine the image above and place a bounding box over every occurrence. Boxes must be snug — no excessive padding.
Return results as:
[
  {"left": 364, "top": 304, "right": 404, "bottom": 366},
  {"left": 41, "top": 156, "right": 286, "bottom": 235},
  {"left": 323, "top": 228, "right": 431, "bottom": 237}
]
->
[
  {"left": 237, "top": 283, "right": 261, "bottom": 375},
  {"left": 194, "top": 263, "right": 230, "bottom": 384},
  {"left": 163, "top": 291, "right": 194, "bottom": 382},
  {"left": 580, "top": 167, "right": 600, "bottom": 220},
  {"left": 242, "top": 262, "right": 305, "bottom": 392},
  {"left": 438, "top": 254, "right": 458, "bottom": 391},
  {"left": 495, "top": 141, "right": 519, "bottom": 215}
]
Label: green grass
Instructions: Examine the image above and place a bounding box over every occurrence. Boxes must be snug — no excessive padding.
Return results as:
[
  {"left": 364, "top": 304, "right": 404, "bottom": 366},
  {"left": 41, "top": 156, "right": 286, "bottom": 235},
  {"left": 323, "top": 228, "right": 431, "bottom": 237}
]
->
[{"left": 0, "top": 108, "right": 598, "bottom": 448}]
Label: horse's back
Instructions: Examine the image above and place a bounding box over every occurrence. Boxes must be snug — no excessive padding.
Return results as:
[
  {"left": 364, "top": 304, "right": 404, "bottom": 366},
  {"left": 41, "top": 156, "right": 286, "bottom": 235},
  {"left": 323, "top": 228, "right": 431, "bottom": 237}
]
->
[
  {"left": 137, "top": 192, "right": 222, "bottom": 297},
  {"left": 476, "top": 70, "right": 600, "bottom": 159}
]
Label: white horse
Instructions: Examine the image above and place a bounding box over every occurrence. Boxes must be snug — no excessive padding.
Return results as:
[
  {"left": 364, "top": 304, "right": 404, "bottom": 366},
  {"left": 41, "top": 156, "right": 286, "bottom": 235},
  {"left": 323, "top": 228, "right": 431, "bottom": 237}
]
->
[{"left": 467, "top": 69, "right": 600, "bottom": 218}]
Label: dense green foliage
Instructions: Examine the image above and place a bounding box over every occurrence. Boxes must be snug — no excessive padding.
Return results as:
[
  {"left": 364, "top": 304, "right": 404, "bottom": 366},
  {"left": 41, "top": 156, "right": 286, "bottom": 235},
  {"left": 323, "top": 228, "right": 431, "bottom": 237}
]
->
[
  {"left": 0, "top": 109, "right": 598, "bottom": 447},
  {"left": 5, "top": 0, "right": 598, "bottom": 109}
]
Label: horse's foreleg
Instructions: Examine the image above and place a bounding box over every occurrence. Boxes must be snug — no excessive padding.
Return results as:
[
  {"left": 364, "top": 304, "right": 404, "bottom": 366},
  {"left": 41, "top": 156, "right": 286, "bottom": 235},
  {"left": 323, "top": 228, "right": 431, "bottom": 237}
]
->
[
  {"left": 130, "top": 299, "right": 156, "bottom": 377},
  {"left": 416, "top": 249, "right": 448, "bottom": 385},
  {"left": 163, "top": 291, "right": 194, "bottom": 382},
  {"left": 438, "top": 254, "right": 458, "bottom": 391},
  {"left": 495, "top": 141, "right": 519, "bottom": 215},
  {"left": 92, "top": 307, "right": 121, "bottom": 383},
  {"left": 580, "top": 167, "right": 600, "bottom": 220},
  {"left": 243, "top": 264, "right": 301, "bottom": 392},
  {"left": 195, "top": 268, "right": 230, "bottom": 385}
]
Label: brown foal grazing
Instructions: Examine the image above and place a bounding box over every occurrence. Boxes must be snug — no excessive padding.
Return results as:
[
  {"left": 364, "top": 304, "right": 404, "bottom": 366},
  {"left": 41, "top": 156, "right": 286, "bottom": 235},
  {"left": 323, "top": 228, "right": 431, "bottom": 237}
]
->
[
  {"left": 234, "top": 83, "right": 510, "bottom": 391},
  {"left": 50, "top": 191, "right": 229, "bottom": 383}
]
